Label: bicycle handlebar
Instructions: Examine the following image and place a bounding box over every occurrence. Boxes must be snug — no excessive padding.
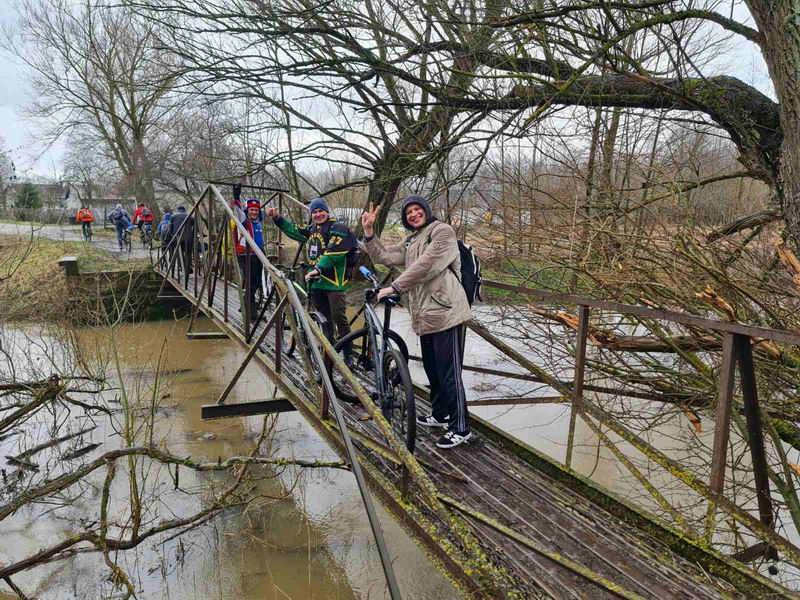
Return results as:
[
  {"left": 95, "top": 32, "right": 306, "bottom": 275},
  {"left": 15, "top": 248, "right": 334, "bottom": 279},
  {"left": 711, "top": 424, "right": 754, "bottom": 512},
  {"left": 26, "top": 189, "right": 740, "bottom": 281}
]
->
[{"left": 360, "top": 266, "right": 400, "bottom": 305}]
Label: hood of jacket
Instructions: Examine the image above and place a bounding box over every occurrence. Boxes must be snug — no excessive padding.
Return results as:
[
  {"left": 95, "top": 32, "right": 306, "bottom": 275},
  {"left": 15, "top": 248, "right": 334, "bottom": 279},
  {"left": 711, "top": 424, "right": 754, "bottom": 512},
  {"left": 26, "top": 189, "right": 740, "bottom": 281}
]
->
[{"left": 400, "top": 195, "right": 436, "bottom": 231}]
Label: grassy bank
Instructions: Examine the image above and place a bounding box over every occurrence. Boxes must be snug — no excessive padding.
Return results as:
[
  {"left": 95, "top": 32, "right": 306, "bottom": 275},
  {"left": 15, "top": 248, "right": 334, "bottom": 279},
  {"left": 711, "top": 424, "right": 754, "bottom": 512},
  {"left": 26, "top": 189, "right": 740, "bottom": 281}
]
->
[{"left": 0, "top": 234, "right": 149, "bottom": 320}]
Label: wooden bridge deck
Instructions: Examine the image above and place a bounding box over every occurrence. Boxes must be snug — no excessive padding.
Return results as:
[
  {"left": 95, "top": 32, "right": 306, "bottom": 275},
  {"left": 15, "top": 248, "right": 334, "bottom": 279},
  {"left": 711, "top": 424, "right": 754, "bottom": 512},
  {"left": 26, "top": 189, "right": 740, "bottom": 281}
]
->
[{"left": 159, "top": 267, "right": 789, "bottom": 600}]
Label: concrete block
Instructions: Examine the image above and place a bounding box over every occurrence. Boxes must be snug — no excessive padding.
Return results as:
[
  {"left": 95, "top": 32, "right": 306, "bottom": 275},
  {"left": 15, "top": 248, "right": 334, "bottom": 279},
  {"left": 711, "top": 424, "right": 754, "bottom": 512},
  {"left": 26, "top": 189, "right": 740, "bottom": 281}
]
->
[{"left": 58, "top": 256, "right": 79, "bottom": 276}]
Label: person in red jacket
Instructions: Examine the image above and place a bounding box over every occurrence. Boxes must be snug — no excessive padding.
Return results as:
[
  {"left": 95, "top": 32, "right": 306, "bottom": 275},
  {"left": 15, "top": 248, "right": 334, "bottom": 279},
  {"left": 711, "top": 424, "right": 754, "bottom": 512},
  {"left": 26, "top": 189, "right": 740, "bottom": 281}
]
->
[
  {"left": 75, "top": 206, "right": 95, "bottom": 241},
  {"left": 132, "top": 203, "right": 155, "bottom": 231},
  {"left": 233, "top": 197, "right": 265, "bottom": 320}
]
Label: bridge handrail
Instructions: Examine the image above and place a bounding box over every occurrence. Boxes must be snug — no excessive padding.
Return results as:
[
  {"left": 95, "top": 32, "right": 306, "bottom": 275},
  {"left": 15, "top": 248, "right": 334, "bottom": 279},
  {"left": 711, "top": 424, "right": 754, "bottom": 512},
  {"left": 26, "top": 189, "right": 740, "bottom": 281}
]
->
[
  {"left": 154, "top": 184, "right": 800, "bottom": 596},
  {"left": 204, "top": 184, "right": 411, "bottom": 596},
  {"left": 483, "top": 279, "right": 800, "bottom": 346}
]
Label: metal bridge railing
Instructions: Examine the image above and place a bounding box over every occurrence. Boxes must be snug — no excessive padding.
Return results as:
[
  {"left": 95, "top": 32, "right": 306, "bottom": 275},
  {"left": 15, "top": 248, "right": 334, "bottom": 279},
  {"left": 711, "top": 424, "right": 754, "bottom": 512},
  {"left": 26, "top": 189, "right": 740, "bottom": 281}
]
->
[
  {"left": 472, "top": 279, "right": 800, "bottom": 567},
  {"left": 150, "top": 183, "right": 800, "bottom": 594},
  {"left": 151, "top": 184, "right": 512, "bottom": 599}
]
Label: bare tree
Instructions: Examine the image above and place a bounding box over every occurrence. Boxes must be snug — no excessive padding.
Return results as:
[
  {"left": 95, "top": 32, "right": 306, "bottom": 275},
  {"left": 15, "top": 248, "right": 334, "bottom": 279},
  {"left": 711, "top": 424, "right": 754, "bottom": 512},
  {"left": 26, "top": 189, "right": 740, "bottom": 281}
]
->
[
  {"left": 5, "top": 0, "right": 184, "bottom": 207},
  {"left": 0, "top": 136, "right": 16, "bottom": 210}
]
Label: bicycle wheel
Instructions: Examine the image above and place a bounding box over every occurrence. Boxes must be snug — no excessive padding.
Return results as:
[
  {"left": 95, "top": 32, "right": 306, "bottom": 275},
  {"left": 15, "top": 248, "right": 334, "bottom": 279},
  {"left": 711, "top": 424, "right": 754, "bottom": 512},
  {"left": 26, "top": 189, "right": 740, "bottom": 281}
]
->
[
  {"left": 87, "top": 227, "right": 92, "bottom": 242},
  {"left": 125, "top": 233, "right": 132, "bottom": 253},
  {"left": 281, "top": 309, "right": 297, "bottom": 356},
  {"left": 261, "top": 270, "right": 275, "bottom": 309},
  {"left": 382, "top": 347, "right": 416, "bottom": 453},
  {"left": 330, "top": 328, "right": 409, "bottom": 402},
  {"left": 294, "top": 311, "right": 329, "bottom": 381}
]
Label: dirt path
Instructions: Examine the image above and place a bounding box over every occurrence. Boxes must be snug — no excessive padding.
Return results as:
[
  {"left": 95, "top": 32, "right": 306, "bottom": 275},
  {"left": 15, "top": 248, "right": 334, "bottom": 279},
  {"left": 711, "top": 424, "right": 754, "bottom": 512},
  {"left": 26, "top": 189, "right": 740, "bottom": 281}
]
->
[{"left": 0, "top": 222, "right": 152, "bottom": 258}]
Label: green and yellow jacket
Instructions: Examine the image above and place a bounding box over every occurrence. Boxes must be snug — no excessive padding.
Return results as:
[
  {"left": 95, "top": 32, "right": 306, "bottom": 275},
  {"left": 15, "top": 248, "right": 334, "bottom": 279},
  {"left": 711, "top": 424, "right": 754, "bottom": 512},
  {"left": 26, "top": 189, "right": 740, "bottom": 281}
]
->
[{"left": 273, "top": 215, "right": 354, "bottom": 292}]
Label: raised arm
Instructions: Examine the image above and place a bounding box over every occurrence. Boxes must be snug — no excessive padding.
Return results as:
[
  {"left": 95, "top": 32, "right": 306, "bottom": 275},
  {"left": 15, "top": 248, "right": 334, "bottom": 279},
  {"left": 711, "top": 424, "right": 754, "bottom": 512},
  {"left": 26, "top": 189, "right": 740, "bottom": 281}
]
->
[
  {"left": 361, "top": 202, "right": 406, "bottom": 266},
  {"left": 364, "top": 236, "right": 406, "bottom": 266},
  {"left": 271, "top": 212, "right": 309, "bottom": 243}
]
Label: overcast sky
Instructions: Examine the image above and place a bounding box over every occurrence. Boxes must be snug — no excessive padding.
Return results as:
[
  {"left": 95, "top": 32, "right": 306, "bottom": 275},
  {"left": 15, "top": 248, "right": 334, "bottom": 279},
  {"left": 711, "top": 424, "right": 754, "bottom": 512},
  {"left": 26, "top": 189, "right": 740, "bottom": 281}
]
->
[{"left": 0, "top": 0, "right": 64, "bottom": 180}]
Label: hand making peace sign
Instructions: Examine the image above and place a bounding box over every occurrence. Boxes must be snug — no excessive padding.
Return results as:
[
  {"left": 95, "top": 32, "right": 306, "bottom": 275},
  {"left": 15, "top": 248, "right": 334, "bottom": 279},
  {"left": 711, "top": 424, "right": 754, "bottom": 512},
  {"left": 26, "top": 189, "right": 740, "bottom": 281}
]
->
[{"left": 361, "top": 202, "right": 379, "bottom": 236}]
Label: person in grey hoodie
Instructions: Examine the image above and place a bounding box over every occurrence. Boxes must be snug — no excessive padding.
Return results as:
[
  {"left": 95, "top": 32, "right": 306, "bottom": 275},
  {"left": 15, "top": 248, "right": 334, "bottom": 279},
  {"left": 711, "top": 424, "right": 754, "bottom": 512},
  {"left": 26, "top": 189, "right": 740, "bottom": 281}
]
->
[
  {"left": 107, "top": 203, "right": 132, "bottom": 250},
  {"left": 361, "top": 195, "right": 472, "bottom": 449}
]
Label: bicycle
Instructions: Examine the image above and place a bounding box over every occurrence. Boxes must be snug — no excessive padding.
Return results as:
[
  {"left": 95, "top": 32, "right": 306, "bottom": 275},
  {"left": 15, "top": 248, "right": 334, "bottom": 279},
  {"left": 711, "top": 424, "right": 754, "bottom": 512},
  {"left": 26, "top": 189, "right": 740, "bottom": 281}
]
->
[
  {"left": 140, "top": 223, "right": 153, "bottom": 249},
  {"left": 121, "top": 228, "right": 132, "bottom": 253},
  {"left": 82, "top": 223, "right": 92, "bottom": 242},
  {"left": 258, "top": 261, "right": 330, "bottom": 366},
  {"left": 331, "top": 266, "right": 416, "bottom": 452}
]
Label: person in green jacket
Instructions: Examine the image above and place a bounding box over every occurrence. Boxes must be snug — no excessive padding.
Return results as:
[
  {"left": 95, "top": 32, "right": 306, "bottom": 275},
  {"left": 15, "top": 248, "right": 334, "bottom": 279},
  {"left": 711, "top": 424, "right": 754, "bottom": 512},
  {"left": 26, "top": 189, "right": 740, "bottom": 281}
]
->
[{"left": 266, "top": 198, "right": 355, "bottom": 363}]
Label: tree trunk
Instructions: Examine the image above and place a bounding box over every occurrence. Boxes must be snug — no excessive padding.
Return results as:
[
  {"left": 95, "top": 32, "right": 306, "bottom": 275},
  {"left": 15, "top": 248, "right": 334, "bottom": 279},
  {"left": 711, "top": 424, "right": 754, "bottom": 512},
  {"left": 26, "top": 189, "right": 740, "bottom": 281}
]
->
[{"left": 747, "top": 2, "right": 800, "bottom": 247}]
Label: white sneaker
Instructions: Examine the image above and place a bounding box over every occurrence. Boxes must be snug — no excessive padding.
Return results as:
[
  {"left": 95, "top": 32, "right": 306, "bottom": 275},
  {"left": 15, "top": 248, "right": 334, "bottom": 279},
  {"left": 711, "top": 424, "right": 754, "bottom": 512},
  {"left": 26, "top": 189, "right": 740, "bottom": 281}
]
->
[
  {"left": 416, "top": 414, "right": 449, "bottom": 428},
  {"left": 436, "top": 430, "right": 472, "bottom": 449}
]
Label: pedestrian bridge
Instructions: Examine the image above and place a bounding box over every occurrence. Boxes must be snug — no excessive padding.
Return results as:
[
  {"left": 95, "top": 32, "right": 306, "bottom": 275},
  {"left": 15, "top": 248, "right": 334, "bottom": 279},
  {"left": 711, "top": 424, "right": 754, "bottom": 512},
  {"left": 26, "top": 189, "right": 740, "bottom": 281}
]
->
[{"left": 153, "top": 183, "right": 797, "bottom": 599}]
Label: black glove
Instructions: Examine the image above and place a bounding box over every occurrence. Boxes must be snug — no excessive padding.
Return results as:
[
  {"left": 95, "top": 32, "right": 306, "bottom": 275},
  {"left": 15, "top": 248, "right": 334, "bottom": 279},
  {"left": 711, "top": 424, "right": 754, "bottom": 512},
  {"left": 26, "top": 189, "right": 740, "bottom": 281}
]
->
[{"left": 233, "top": 183, "right": 242, "bottom": 202}]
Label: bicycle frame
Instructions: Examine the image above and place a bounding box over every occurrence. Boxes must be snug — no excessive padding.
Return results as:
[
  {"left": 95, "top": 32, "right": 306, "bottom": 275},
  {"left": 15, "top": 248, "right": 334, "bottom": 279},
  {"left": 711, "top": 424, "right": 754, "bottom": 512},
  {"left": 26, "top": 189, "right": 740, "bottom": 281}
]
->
[{"left": 362, "top": 289, "right": 398, "bottom": 411}]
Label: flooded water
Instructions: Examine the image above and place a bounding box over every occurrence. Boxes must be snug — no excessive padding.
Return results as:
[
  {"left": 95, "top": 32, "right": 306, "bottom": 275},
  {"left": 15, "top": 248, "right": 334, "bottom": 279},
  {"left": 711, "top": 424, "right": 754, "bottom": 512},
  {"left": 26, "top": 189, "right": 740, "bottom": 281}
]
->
[
  {"left": 4, "top": 302, "right": 799, "bottom": 596},
  {"left": 0, "top": 320, "right": 458, "bottom": 600}
]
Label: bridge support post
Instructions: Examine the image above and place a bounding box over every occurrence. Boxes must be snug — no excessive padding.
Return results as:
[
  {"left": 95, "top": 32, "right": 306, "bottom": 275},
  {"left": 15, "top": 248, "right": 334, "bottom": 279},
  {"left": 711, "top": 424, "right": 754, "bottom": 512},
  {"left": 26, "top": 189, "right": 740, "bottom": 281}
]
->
[
  {"left": 565, "top": 305, "right": 589, "bottom": 470},
  {"left": 275, "top": 303, "right": 283, "bottom": 373},
  {"left": 735, "top": 333, "right": 777, "bottom": 561},
  {"left": 706, "top": 333, "right": 736, "bottom": 542}
]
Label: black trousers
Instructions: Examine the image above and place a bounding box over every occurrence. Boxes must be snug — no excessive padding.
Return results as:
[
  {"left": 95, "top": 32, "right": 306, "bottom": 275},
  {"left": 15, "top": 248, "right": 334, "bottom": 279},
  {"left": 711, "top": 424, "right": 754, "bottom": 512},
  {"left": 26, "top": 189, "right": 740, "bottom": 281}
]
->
[
  {"left": 238, "top": 254, "right": 262, "bottom": 312},
  {"left": 309, "top": 289, "right": 352, "bottom": 355},
  {"left": 420, "top": 324, "right": 470, "bottom": 434}
]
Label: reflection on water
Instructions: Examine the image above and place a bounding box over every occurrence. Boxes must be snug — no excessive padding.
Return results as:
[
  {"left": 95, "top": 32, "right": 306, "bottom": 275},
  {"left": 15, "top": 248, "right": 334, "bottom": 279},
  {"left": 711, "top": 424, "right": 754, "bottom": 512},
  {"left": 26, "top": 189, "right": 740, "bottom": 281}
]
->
[{"left": 1, "top": 319, "right": 458, "bottom": 600}]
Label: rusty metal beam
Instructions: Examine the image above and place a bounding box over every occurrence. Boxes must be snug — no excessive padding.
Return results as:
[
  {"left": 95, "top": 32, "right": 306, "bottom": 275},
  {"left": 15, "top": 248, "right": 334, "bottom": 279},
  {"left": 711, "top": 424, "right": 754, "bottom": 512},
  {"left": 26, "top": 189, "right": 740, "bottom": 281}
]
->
[
  {"left": 735, "top": 333, "right": 777, "bottom": 560},
  {"left": 202, "top": 399, "right": 296, "bottom": 419},
  {"left": 467, "top": 396, "right": 566, "bottom": 406},
  {"left": 709, "top": 333, "right": 737, "bottom": 495},
  {"left": 705, "top": 333, "right": 737, "bottom": 542},
  {"left": 566, "top": 305, "right": 589, "bottom": 469},
  {"left": 186, "top": 332, "right": 229, "bottom": 340},
  {"left": 483, "top": 279, "right": 800, "bottom": 346},
  {"left": 216, "top": 296, "right": 288, "bottom": 406}
]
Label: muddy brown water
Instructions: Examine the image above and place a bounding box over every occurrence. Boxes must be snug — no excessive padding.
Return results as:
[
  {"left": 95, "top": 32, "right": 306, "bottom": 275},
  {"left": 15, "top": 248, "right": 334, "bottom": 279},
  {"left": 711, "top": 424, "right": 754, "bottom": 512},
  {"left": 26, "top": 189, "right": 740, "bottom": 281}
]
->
[
  {"left": 0, "top": 319, "right": 458, "bottom": 600},
  {"left": 4, "top": 306, "right": 799, "bottom": 596}
]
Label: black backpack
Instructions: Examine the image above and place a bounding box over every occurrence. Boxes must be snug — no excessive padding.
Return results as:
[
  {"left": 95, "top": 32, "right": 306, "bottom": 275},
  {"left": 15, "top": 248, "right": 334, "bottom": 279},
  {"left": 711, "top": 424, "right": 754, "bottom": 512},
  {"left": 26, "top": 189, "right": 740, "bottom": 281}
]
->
[
  {"left": 425, "top": 226, "right": 483, "bottom": 305},
  {"left": 453, "top": 240, "right": 482, "bottom": 305}
]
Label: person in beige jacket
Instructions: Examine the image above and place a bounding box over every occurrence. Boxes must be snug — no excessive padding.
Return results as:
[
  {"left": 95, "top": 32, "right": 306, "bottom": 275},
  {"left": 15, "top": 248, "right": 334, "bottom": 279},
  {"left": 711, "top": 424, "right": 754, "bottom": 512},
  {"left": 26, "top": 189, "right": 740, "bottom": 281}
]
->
[{"left": 362, "top": 195, "right": 472, "bottom": 449}]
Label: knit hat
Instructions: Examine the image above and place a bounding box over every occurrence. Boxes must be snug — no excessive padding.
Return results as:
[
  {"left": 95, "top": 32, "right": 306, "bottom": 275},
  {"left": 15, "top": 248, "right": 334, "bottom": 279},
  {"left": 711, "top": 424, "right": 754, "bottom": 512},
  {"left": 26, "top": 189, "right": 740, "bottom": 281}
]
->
[
  {"left": 400, "top": 195, "right": 434, "bottom": 230},
  {"left": 308, "top": 198, "right": 331, "bottom": 214},
  {"left": 246, "top": 199, "right": 260, "bottom": 210}
]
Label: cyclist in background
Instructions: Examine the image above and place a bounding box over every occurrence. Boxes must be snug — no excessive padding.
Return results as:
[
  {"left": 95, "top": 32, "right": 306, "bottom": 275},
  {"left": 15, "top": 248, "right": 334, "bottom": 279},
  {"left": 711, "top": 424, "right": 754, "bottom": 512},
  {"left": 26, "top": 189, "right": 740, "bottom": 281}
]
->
[
  {"left": 133, "top": 203, "right": 155, "bottom": 232},
  {"left": 157, "top": 208, "right": 173, "bottom": 241},
  {"left": 75, "top": 206, "right": 94, "bottom": 241},
  {"left": 166, "top": 205, "right": 194, "bottom": 273},
  {"left": 266, "top": 198, "right": 355, "bottom": 365},
  {"left": 107, "top": 203, "right": 133, "bottom": 250}
]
